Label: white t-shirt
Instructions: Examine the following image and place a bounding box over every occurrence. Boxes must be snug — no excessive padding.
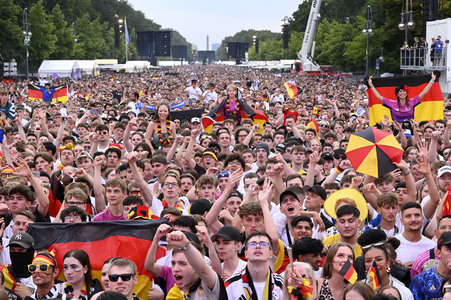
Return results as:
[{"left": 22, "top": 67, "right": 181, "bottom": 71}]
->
[
  {"left": 202, "top": 90, "right": 217, "bottom": 102},
  {"left": 394, "top": 233, "right": 435, "bottom": 263},
  {"left": 185, "top": 86, "right": 202, "bottom": 100}
]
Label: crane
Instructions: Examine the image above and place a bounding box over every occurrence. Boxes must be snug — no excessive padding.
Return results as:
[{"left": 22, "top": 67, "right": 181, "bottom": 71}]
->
[{"left": 297, "top": 0, "right": 322, "bottom": 72}]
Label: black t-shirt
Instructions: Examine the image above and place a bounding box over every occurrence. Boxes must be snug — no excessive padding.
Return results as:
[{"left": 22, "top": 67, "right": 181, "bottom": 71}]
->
[{"left": 112, "top": 90, "right": 123, "bottom": 101}]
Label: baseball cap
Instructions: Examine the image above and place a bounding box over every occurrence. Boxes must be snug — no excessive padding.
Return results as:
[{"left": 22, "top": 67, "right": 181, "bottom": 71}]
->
[
  {"left": 8, "top": 232, "right": 34, "bottom": 249},
  {"left": 333, "top": 148, "right": 346, "bottom": 156},
  {"left": 438, "top": 166, "right": 451, "bottom": 178},
  {"left": 321, "top": 152, "right": 334, "bottom": 160},
  {"left": 76, "top": 151, "right": 93, "bottom": 161},
  {"left": 438, "top": 231, "right": 451, "bottom": 249},
  {"left": 280, "top": 186, "right": 300, "bottom": 203},
  {"left": 211, "top": 226, "right": 242, "bottom": 243},
  {"left": 191, "top": 117, "right": 200, "bottom": 124},
  {"left": 275, "top": 143, "right": 286, "bottom": 153},
  {"left": 188, "top": 198, "right": 213, "bottom": 216},
  {"left": 256, "top": 143, "right": 270, "bottom": 156},
  {"left": 304, "top": 185, "right": 327, "bottom": 200}
]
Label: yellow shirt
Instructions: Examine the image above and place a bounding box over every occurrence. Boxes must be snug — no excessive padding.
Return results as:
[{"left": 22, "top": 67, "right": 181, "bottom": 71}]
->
[{"left": 323, "top": 233, "right": 362, "bottom": 258}]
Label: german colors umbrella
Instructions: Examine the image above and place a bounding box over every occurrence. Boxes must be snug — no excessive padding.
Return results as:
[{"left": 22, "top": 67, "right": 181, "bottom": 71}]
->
[{"left": 345, "top": 126, "right": 404, "bottom": 178}]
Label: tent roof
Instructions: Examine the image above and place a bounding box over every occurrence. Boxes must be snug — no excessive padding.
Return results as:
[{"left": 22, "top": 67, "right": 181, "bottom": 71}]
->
[{"left": 77, "top": 60, "right": 98, "bottom": 70}]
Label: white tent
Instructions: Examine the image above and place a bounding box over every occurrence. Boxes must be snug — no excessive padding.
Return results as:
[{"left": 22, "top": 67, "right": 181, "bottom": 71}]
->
[
  {"left": 77, "top": 60, "right": 99, "bottom": 76},
  {"left": 38, "top": 60, "right": 80, "bottom": 78},
  {"left": 124, "top": 60, "right": 150, "bottom": 72}
]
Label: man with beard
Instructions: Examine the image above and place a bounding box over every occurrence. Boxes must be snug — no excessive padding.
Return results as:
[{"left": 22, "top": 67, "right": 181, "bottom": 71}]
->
[{"left": 1, "top": 233, "right": 36, "bottom": 298}]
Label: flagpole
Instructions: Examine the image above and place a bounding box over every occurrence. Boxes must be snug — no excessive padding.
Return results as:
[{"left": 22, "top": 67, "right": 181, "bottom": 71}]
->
[{"left": 125, "top": 16, "right": 129, "bottom": 62}]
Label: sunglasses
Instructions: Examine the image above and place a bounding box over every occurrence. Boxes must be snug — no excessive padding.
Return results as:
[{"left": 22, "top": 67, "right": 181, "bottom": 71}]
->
[
  {"left": 1, "top": 173, "right": 13, "bottom": 178},
  {"left": 108, "top": 274, "right": 133, "bottom": 282},
  {"left": 319, "top": 124, "right": 329, "bottom": 128},
  {"left": 98, "top": 131, "right": 109, "bottom": 136},
  {"left": 28, "top": 264, "right": 52, "bottom": 273},
  {"left": 334, "top": 155, "right": 347, "bottom": 160}
]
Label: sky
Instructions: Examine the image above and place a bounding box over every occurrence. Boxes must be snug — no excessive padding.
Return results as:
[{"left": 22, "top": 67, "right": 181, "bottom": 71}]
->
[{"left": 128, "top": 0, "right": 302, "bottom": 50}]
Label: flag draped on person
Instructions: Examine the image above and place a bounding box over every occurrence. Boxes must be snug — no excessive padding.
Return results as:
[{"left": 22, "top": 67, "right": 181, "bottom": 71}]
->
[
  {"left": 201, "top": 98, "right": 268, "bottom": 134},
  {"left": 28, "top": 220, "right": 167, "bottom": 300},
  {"left": 366, "top": 74, "right": 443, "bottom": 126},
  {"left": 28, "top": 84, "right": 68, "bottom": 103}
]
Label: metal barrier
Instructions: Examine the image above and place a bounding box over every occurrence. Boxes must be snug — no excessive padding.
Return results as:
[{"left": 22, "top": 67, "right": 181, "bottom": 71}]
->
[{"left": 400, "top": 47, "right": 447, "bottom": 70}]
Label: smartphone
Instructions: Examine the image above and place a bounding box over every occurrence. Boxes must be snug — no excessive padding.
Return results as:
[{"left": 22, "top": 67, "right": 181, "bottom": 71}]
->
[
  {"left": 32, "top": 171, "right": 40, "bottom": 178},
  {"left": 0, "top": 129, "right": 4, "bottom": 143},
  {"left": 90, "top": 109, "right": 99, "bottom": 114},
  {"left": 356, "top": 107, "right": 366, "bottom": 116}
]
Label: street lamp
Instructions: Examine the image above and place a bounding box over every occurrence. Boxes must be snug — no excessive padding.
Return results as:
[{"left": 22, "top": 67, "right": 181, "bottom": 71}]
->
[
  {"left": 398, "top": 0, "right": 415, "bottom": 45},
  {"left": 281, "top": 16, "right": 290, "bottom": 59},
  {"left": 253, "top": 34, "right": 259, "bottom": 54},
  {"left": 118, "top": 18, "right": 124, "bottom": 34},
  {"left": 72, "top": 22, "right": 77, "bottom": 42},
  {"left": 22, "top": 8, "right": 32, "bottom": 79},
  {"left": 362, "top": 5, "right": 374, "bottom": 76}
]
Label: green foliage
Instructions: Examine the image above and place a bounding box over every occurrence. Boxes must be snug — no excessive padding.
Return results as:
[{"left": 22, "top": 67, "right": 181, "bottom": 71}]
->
[
  {"left": 0, "top": 0, "right": 22, "bottom": 61},
  {"left": 49, "top": 4, "right": 75, "bottom": 59},
  {"left": 29, "top": 0, "right": 57, "bottom": 63}
]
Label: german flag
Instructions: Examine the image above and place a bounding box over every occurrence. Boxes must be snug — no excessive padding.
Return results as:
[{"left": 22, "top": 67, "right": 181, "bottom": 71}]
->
[
  {"left": 338, "top": 259, "right": 357, "bottom": 284},
  {"left": 28, "top": 84, "right": 68, "bottom": 104},
  {"left": 306, "top": 118, "right": 319, "bottom": 133},
  {"left": 1, "top": 77, "right": 14, "bottom": 84},
  {"left": 152, "top": 76, "right": 159, "bottom": 80},
  {"left": 29, "top": 220, "right": 167, "bottom": 300},
  {"left": 201, "top": 98, "right": 267, "bottom": 134},
  {"left": 284, "top": 82, "right": 301, "bottom": 99},
  {"left": 366, "top": 260, "right": 382, "bottom": 290},
  {"left": 367, "top": 74, "right": 443, "bottom": 126}
]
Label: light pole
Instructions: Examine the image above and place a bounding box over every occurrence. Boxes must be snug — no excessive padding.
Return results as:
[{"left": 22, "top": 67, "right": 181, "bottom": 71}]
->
[
  {"left": 22, "top": 8, "right": 32, "bottom": 79},
  {"left": 253, "top": 34, "right": 259, "bottom": 55},
  {"left": 72, "top": 22, "right": 77, "bottom": 42},
  {"left": 398, "top": 0, "right": 415, "bottom": 46},
  {"left": 362, "top": 5, "right": 373, "bottom": 77},
  {"left": 281, "top": 16, "right": 290, "bottom": 59},
  {"left": 369, "top": 47, "right": 384, "bottom": 77}
]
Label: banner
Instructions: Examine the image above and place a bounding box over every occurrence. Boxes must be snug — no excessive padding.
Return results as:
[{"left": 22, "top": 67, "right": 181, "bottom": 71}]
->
[
  {"left": 29, "top": 220, "right": 167, "bottom": 300},
  {"left": 28, "top": 84, "right": 68, "bottom": 104},
  {"left": 367, "top": 74, "right": 443, "bottom": 126}
]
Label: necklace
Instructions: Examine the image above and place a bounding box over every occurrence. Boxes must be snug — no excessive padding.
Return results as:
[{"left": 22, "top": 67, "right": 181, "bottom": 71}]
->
[
  {"left": 156, "top": 120, "right": 172, "bottom": 145},
  {"left": 226, "top": 97, "right": 240, "bottom": 116}
]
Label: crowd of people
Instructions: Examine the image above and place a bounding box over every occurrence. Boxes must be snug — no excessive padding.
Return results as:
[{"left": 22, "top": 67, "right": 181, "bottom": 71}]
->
[{"left": 0, "top": 64, "right": 450, "bottom": 300}]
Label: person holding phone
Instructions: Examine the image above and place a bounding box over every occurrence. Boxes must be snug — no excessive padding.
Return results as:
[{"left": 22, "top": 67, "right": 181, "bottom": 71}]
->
[{"left": 367, "top": 73, "right": 436, "bottom": 122}]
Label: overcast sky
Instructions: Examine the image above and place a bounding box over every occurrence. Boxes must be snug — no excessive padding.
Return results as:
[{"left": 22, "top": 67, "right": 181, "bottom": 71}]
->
[{"left": 128, "top": 0, "right": 302, "bottom": 50}]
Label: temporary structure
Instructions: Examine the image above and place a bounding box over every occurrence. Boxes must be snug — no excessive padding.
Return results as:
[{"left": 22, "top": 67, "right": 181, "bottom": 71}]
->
[
  {"left": 77, "top": 60, "right": 99, "bottom": 76},
  {"left": 38, "top": 60, "right": 80, "bottom": 78}
]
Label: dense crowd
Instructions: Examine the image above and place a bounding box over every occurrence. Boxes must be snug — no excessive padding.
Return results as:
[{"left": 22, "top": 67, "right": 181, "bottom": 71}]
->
[{"left": 0, "top": 64, "right": 450, "bottom": 300}]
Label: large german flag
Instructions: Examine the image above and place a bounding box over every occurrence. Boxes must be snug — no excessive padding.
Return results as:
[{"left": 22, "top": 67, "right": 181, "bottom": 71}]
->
[
  {"left": 28, "top": 84, "right": 68, "bottom": 103},
  {"left": 28, "top": 220, "right": 167, "bottom": 300},
  {"left": 367, "top": 74, "right": 443, "bottom": 126},
  {"left": 201, "top": 98, "right": 267, "bottom": 134}
]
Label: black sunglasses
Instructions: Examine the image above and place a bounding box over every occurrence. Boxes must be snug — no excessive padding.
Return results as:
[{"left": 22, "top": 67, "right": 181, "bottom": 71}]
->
[
  {"left": 108, "top": 274, "right": 133, "bottom": 282},
  {"left": 334, "top": 155, "right": 347, "bottom": 160}
]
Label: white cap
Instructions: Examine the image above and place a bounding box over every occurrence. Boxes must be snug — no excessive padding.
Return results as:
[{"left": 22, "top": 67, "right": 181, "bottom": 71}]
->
[
  {"left": 191, "top": 117, "right": 200, "bottom": 123},
  {"left": 438, "top": 166, "right": 451, "bottom": 178}
]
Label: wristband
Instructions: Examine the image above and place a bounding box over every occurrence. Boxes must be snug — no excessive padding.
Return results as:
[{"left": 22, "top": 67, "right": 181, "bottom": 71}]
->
[
  {"left": 335, "top": 166, "right": 343, "bottom": 174},
  {"left": 180, "top": 241, "right": 190, "bottom": 251},
  {"left": 430, "top": 81, "right": 434, "bottom": 84},
  {"left": 403, "top": 168, "right": 411, "bottom": 176}
]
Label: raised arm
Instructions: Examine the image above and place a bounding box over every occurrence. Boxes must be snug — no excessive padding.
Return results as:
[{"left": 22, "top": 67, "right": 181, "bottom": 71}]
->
[
  {"left": 416, "top": 155, "right": 440, "bottom": 219},
  {"left": 93, "top": 156, "right": 106, "bottom": 212},
  {"left": 167, "top": 230, "right": 218, "bottom": 290},
  {"left": 367, "top": 78, "right": 383, "bottom": 101},
  {"left": 123, "top": 118, "right": 137, "bottom": 153},
  {"left": 418, "top": 73, "right": 436, "bottom": 100},
  {"left": 258, "top": 178, "right": 280, "bottom": 255},
  {"left": 196, "top": 225, "right": 222, "bottom": 276},
  {"left": 144, "top": 224, "right": 171, "bottom": 278},
  {"left": 128, "top": 152, "right": 154, "bottom": 208}
]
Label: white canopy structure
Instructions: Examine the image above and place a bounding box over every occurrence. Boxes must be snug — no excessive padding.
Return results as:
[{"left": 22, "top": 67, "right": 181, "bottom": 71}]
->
[
  {"left": 38, "top": 60, "right": 80, "bottom": 78},
  {"left": 77, "top": 60, "right": 99, "bottom": 76},
  {"left": 124, "top": 60, "right": 150, "bottom": 73}
]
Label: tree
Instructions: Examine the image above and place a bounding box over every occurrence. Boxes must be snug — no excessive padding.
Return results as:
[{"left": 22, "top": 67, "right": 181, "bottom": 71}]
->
[
  {"left": 0, "top": 0, "right": 22, "bottom": 62},
  {"left": 49, "top": 4, "right": 76, "bottom": 59},
  {"left": 74, "top": 13, "right": 107, "bottom": 60},
  {"left": 29, "top": 0, "right": 56, "bottom": 65}
]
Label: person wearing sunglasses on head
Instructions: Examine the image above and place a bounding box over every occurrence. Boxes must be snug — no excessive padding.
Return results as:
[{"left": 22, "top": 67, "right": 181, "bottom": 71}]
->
[{"left": 15, "top": 250, "right": 72, "bottom": 299}]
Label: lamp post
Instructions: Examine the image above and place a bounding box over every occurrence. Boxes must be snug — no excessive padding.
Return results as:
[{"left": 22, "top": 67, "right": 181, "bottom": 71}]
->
[
  {"left": 22, "top": 8, "right": 31, "bottom": 79},
  {"left": 369, "top": 47, "right": 384, "bottom": 77},
  {"left": 281, "top": 16, "right": 290, "bottom": 59},
  {"left": 398, "top": 0, "right": 415, "bottom": 46},
  {"left": 253, "top": 34, "right": 259, "bottom": 55},
  {"left": 72, "top": 22, "right": 77, "bottom": 42},
  {"left": 362, "top": 5, "right": 373, "bottom": 77}
]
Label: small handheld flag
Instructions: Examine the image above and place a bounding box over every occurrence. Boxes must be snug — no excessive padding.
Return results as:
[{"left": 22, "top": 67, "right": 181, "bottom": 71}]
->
[
  {"left": 338, "top": 258, "right": 357, "bottom": 284},
  {"left": 366, "top": 260, "right": 382, "bottom": 290}
]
